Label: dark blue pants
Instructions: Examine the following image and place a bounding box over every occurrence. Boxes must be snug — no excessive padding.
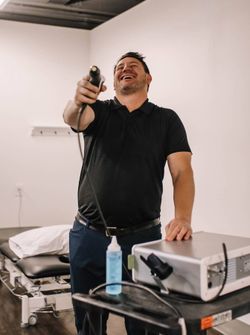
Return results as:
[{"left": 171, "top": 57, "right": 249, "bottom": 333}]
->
[{"left": 69, "top": 219, "right": 162, "bottom": 335}]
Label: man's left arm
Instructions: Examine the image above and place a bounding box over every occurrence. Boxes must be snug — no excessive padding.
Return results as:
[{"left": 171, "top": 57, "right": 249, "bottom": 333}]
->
[{"left": 165, "top": 152, "right": 195, "bottom": 241}]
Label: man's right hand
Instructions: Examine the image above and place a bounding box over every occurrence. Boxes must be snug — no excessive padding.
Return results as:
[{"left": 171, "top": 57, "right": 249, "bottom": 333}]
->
[
  {"left": 63, "top": 75, "right": 106, "bottom": 131},
  {"left": 74, "top": 75, "right": 107, "bottom": 107}
]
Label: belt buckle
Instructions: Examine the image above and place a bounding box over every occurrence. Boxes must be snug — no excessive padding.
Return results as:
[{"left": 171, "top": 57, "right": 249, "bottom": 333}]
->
[{"left": 106, "top": 226, "right": 117, "bottom": 236}]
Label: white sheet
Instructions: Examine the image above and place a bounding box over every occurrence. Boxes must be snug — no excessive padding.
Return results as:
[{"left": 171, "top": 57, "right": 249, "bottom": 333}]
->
[{"left": 9, "top": 225, "right": 71, "bottom": 258}]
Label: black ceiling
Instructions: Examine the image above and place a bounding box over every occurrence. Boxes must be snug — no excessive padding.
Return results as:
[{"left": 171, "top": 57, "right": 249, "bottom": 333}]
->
[{"left": 0, "top": 0, "right": 145, "bottom": 30}]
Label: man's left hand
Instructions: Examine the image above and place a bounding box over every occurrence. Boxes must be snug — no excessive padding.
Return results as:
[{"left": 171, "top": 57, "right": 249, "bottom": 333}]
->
[{"left": 165, "top": 218, "right": 192, "bottom": 241}]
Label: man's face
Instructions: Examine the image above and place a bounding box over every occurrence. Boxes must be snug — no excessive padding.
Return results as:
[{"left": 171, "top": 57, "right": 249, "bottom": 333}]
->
[{"left": 114, "top": 57, "right": 152, "bottom": 95}]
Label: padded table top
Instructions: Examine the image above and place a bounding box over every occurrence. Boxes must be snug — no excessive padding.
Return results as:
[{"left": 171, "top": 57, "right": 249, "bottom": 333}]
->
[
  {"left": 0, "top": 227, "right": 70, "bottom": 279},
  {"left": 0, "top": 242, "right": 20, "bottom": 262},
  {"left": 16, "top": 255, "right": 70, "bottom": 278},
  {"left": 0, "top": 242, "right": 70, "bottom": 278},
  {"left": 0, "top": 226, "right": 39, "bottom": 244}
]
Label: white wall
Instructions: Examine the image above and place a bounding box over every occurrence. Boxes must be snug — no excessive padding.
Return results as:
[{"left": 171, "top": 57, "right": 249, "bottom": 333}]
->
[
  {"left": 0, "top": 20, "right": 90, "bottom": 228},
  {"left": 90, "top": 0, "right": 250, "bottom": 237}
]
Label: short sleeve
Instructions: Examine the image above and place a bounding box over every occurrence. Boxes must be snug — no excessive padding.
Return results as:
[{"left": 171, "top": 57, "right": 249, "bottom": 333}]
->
[
  {"left": 165, "top": 110, "right": 191, "bottom": 157},
  {"left": 83, "top": 100, "right": 109, "bottom": 135}
]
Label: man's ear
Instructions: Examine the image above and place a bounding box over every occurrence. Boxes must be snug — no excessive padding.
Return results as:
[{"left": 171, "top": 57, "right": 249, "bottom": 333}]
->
[
  {"left": 146, "top": 74, "right": 152, "bottom": 91},
  {"left": 146, "top": 73, "right": 152, "bottom": 86}
]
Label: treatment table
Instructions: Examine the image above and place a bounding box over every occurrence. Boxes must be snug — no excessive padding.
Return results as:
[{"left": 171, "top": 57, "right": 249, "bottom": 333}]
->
[{"left": 0, "top": 227, "right": 72, "bottom": 327}]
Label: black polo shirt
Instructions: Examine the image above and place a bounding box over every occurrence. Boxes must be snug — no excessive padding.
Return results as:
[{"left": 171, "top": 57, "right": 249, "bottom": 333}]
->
[{"left": 78, "top": 98, "right": 191, "bottom": 228}]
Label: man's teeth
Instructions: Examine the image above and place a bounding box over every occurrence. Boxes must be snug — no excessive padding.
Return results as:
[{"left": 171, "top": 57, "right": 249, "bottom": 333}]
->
[{"left": 122, "top": 75, "right": 133, "bottom": 79}]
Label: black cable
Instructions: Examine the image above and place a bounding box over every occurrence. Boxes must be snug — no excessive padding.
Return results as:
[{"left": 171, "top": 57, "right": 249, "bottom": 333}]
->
[
  {"left": 77, "top": 105, "right": 109, "bottom": 239},
  {"left": 86, "top": 280, "right": 186, "bottom": 335},
  {"left": 161, "top": 242, "right": 229, "bottom": 304},
  {"left": 90, "top": 281, "right": 188, "bottom": 335},
  {"left": 76, "top": 106, "right": 86, "bottom": 161},
  {"left": 76, "top": 66, "right": 111, "bottom": 237},
  {"left": 202, "top": 242, "right": 228, "bottom": 303},
  {"left": 77, "top": 108, "right": 110, "bottom": 237},
  {"left": 90, "top": 281, "right": 182, "bottom": 319},
  {"left": 122, "top": 262, "right": 133, "bottom": 281},
  {"left": 77, "top": 100, "right": 135, "bottom": 309}
]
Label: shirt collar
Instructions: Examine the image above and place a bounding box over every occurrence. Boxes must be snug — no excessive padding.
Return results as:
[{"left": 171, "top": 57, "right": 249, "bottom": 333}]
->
[{"left": 112, "top": 97, "right": 153, "bottom": 115}]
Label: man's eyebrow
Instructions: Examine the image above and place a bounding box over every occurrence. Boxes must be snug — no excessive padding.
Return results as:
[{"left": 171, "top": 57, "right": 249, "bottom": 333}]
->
[{"left": 116, "top": 61, "right": 140, "bottom": 68}]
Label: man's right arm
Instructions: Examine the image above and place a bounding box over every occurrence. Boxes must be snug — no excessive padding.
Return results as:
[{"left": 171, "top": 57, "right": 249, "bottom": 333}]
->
[{"left": 63, "top": 75, "right": 106, "bottom": 131}]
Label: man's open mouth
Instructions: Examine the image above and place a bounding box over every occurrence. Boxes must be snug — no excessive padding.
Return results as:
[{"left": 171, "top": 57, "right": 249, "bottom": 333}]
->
[{"left": 120, "top": 74, "right": 135, "bottom": 80}]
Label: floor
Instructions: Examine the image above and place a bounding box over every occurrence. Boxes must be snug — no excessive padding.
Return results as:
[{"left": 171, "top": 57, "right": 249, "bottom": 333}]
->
[{"left": 0, "top": 282, "right": 126, "bottom": 335}]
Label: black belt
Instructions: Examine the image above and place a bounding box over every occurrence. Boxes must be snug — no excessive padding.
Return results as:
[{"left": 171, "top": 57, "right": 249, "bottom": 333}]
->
[{"left": 75, "top": 212, "right": 160, "bottom": 236}]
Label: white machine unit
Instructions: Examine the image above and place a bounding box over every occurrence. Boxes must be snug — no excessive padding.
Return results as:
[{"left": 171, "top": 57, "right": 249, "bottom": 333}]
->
[{"left": 132, "top": 232, "right": 250, "bottom": 301}]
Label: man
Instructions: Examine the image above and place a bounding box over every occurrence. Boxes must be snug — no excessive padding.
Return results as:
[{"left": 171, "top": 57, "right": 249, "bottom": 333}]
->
[{"left": 63, "top": 52, "right": 195, "bottom": 335}]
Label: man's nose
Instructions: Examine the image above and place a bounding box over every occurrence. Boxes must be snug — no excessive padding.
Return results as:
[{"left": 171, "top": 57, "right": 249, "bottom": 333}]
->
[{"left": 122, "top": 64, "right": 132, "bottom": 71}]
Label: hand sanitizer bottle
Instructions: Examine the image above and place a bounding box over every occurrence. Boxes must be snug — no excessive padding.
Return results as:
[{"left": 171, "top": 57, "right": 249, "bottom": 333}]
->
[{"left": 106, "top": 236, "right": 122, "bottom": 295}]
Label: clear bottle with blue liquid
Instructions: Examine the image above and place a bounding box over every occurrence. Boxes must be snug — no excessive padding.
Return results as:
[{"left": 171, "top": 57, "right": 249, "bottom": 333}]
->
[{"left": 106, "top": 236, "right": 122, "bottom": 295}]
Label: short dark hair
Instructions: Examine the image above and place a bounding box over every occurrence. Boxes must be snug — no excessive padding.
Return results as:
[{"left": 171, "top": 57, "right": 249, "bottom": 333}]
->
[{"left": 114, "top": 52, "right": 150, "bottom": 74}]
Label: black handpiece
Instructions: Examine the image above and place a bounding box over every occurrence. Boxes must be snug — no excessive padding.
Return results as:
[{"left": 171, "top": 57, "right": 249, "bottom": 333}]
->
[{"left": 89, "top": 65, "right": 104, "bottom": 88}]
